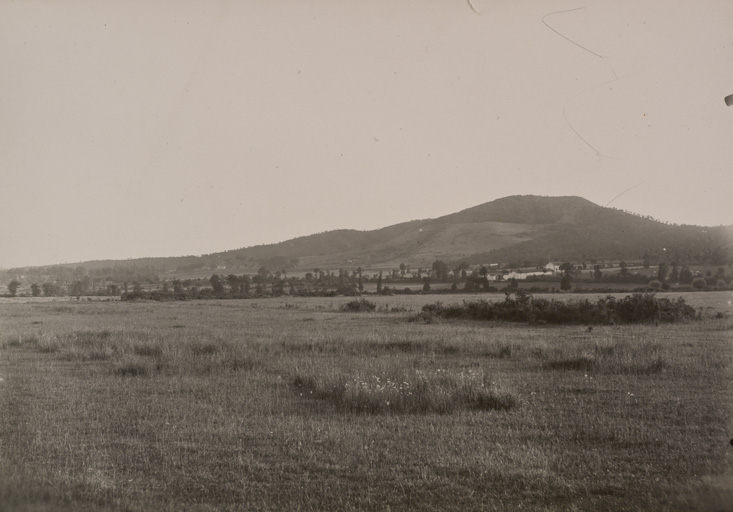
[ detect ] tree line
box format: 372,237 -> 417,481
4,256 -> 731,299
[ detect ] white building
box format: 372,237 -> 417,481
545,262 -> 561,273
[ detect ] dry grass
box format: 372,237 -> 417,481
293,366 -> 518,414
0,297 -> 731,511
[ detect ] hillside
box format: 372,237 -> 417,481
4,196 -> 732,280
216,195 -> 731,269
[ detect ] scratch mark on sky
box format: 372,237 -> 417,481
542,7 -> 605,59
605,182 -> 645,207
543,7 -> 633,161
562,75 -> 631,160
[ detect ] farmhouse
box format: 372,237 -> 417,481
545,262 -> 561,273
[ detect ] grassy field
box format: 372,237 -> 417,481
1,293 -> 732,511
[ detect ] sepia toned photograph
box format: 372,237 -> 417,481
1,1 -> 732,510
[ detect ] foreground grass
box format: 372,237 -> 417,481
0,297 -> 732,511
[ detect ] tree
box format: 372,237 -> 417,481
642,252 -> 650,268
226,274 -> 240,294
593,265 -> 603,282
560,275 -> 572,291
559,262 -> 574,276
42,282 -> 59,297
657,262 -> 668,283
377,272 -> 383,294
69,280 -> 86,298
670,263 -> 679,282
210,274 -> 225,295
692,277 -> 706,289
619,261 -> 628,276
399,263 -> 406,276
30,283 -> 41,297
7,279 -> 20,297
432,260 -> 450,281
241,275 -> 252,295
271,278 -> 285,296
679,266 -> 693,284
422,279 -> 431,293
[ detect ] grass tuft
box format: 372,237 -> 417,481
114,362 -> 148,377
368,339 -> 460,354
6,334 -> 41,348
545,356 -> 597,372
36,341 -> 60,354
191,342 -> 218,356
226,356 -> 257,372
133,344 -> 163,358
293,367 -> 518,414
543,342 -> 670,375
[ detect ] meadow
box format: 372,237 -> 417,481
1,292 -> 732,511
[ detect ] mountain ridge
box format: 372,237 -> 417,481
6,195 -> 732,274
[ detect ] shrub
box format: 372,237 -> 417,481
418,292 -> 696,325
692,277 -> 707,289
340,299 -> 377,313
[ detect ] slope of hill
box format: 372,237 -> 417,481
218,195 -> 731,269
5,196 -> 732,279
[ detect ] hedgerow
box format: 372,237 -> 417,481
417,291 -> 696,325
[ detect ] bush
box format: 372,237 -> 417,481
340,299 -> 377,313
418,292 -> 696,325
692,277 -> 707,289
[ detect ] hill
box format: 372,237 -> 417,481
211,195 -> 731,270
4,196 -> 732,281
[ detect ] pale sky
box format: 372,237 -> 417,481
2,0 -> 732,269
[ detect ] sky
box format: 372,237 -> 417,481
2,0 -> 732,269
